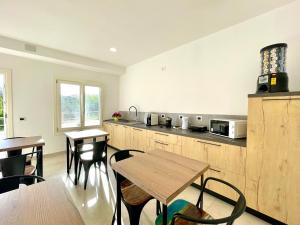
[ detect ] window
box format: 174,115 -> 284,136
56,80 -> 101,131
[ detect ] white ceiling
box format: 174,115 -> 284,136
0,0 -> 295,66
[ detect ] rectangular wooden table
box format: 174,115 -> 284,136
0,178 -> 85,225
111,150 -> 209,225
64,129 -> 109,185
0,136 -> 45,177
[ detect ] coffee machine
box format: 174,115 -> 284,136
256,43 -> 289,93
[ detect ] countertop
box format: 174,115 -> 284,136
248,91 -> 300,98
104,120 -> 247,147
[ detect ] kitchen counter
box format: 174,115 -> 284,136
104,120 -> 247,147
248,91 -> 300,98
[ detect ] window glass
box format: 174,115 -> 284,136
84,86 -> 100,126
60,83 -> 81,128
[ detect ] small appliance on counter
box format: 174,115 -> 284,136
210,119 -> 247,139
189,126 -> 208,133
165,117 -> 172,128
181,116 -> 189,130
256,43 -> 289,93
144,113 -> 159,126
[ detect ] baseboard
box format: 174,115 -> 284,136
191,183 -> 286,225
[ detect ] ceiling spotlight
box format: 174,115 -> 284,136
109,47 -> 117,53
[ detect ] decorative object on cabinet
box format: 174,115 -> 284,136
257,43 -> 289,93
112,112 -> 122,121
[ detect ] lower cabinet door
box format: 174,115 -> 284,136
131,128 -> 148,152
103,123 -> 113,146
124,126 -> 132,149
206,169 -> 245,201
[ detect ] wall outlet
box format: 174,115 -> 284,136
179,115 -> 183,119
196,115 -> 202,121
161,114 -> 166,118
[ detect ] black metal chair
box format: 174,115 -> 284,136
68,140 -> 94,172
0,175 -> 45,194
110,150 -> 161,225
0,154 -> 26,177
155,177 -> 246,225
5,137 -> 34,166
77,140 -> 108,190
0,153 -> 36,176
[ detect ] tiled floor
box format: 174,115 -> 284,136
43,148 -> 270,225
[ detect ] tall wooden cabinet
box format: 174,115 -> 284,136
246,94 -> 300,224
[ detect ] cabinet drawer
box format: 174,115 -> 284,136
149,139 -> 182,155
151,131 -> 180,145
149,139 -> 172,152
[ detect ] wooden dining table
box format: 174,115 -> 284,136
64,129 -> 109,185
0,178 -> 85,225
111,150 -> 209,225
0,136 -> 45,177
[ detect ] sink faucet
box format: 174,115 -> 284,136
129,106 -> 138,121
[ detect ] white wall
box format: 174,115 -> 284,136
0,53 -> 119,154
119,0 -> 300,115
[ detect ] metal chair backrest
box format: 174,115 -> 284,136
92,141 -> 107,161
171,177 -> 246,225
109,150 -> 144,184
0,154 -> 26,177
0,175 -> 45,194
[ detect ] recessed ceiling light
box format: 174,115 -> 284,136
109,47 -> 117,53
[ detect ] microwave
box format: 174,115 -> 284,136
210,119 -> 247,139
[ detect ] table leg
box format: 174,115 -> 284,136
200,175 -> 204,210
104,136 -> 108,170
156,200 -> 161,215
36,145 -> 43,177
66,137 -> 70,174
163,204 -> 167,225
116,173 -> 121,225
93,137 -> 96,142
74,140 -> 83,185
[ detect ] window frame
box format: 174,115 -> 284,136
56,79 -> 102,132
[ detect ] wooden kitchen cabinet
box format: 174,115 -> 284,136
204,141 -> 225,170
181,137 -> 207,162
102,122 -> 113,145
224,145 -> 246,176
148,131 -> 182,154
286,96 -> 300,225
131,127 -> 149,152
112,124 -> 125,149
123,125 -> 132,149
246,95 -> 300,224
103,122 -> 132,150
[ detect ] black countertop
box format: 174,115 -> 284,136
104,120 -> 247,147
248,91 -> 300,98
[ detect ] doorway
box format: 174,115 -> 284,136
0,69 -> 13,139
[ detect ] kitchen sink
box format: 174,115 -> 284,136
117,119 -> 141,125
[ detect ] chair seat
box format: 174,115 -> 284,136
71,144 -> 94,153
80,152 -> 94,161
25,165 -> 35,175
155,199 -> 216,225
120,179 -> 153,206
80,151 -> 106,161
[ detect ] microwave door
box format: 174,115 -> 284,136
220,124 -> 229,136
